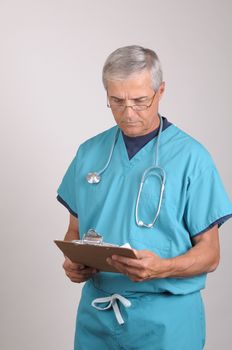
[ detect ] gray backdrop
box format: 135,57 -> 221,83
0,1 -> 231,349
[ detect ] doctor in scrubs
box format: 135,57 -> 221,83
57,45 -> 232,350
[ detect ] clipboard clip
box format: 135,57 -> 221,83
72,229 -> 118,247
82,229 -> 103,245
72,229 -> 104,245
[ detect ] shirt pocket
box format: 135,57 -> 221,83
129,229 -> 172,259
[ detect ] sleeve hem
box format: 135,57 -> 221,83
56,195 -> 78,218
191,213 -> 232,237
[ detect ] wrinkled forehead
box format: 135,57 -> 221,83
106,70 -> 154,97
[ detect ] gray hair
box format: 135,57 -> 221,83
102,45 -> 163,91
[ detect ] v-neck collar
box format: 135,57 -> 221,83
122,117 -> 172,160
117,123 -> 176,168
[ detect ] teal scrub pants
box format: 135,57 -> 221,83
74,282 -> 206,350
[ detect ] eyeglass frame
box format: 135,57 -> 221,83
107,91 -> 157,111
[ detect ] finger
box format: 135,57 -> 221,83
79,267 -> 98,275
65,268 -> 97,281
65,271 -> 89,280
63,259 -> 85,271
110,255 -> 144,269
108,259 -> 150,281
65,265 -> 86,273
67,267 -> 97,277
107,259 -> 138,277
67,275 -> 89,283
134,250 -> 157,259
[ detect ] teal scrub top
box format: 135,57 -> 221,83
57,123 -> 232,296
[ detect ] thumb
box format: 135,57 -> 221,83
134,250 -> 155,259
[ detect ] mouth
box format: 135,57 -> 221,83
122,121 -> 140,126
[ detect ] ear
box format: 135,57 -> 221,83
158,82 -> 165,100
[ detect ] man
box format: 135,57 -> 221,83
57,45 -> 232,349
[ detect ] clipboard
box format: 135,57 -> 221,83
54,240 -> 137,273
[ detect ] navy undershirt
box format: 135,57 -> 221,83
122,116 -> 172,160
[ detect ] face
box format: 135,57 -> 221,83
107,70 -> 165,137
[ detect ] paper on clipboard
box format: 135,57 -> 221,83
54,240 -> 137,273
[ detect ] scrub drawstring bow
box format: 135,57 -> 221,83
91,294 -> 131,325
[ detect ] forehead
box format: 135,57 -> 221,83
107,70 -> 153,97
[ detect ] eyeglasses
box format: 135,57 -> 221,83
107,92 -> 156,111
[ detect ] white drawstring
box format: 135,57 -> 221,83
91,294 -> 131,325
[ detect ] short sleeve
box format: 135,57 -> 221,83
184,165 -> 232,237
57,154 -> 78,217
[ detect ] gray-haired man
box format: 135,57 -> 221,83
57,45 -> 232,349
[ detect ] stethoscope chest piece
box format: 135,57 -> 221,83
86,172 -> 101,184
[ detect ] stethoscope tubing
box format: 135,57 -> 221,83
86,114 -> 166,228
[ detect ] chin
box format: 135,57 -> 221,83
123,128 -> 143,137
119,123 -> 142,136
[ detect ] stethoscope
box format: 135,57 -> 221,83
86,114 -> 166,228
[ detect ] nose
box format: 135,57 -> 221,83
123,104 -> 135,120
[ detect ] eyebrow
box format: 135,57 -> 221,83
110,95 -> 148,100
